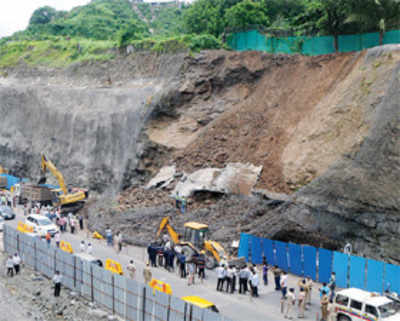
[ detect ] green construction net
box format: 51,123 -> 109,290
227,29 -> 397,55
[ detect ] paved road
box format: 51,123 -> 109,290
7,208 -> 324,321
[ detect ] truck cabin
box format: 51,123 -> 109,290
183,222 -> 209,248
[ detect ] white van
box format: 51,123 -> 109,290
25,214 -> 58,237
334,288 -> 400,321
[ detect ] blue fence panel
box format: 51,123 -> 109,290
238,233 -> 250,261
333,251 -> 349,289
367,259 -> 384,293
288,243 -> 303,276
384,264 -> 400,294
303,245 -> 317,280
263,239 -> 275,265
251,236 -> 263,264
275,241 -> 288,272
318,248 -> 333,283
349,255 -> 366,289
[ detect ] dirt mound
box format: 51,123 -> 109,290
148,51 -> 362,193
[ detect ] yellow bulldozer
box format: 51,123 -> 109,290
39,154 -> 88,212
157,216 -> 241,269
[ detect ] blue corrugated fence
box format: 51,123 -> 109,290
239,233 -> 400,293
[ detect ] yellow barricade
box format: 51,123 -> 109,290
17,221 -> 25,233
17,222 -> 34,234
105,258 -> 123,275
60,240 -> 74,254
149,278 -> 172,295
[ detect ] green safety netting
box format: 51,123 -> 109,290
383,30 -> 400,44
228,29 -> 398,55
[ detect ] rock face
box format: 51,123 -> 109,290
2,46 -> 400,262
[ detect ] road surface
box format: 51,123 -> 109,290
7,207 -> 325,321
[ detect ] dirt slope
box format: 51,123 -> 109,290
148,51 -> 362,193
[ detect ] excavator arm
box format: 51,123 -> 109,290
41,154 -> 68,195
157,216 -> 179,244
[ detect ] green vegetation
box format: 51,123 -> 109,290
1,0 -> 400,67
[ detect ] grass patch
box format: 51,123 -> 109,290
0,38 -> 116,67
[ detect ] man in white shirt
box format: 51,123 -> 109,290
6,256 -> 14,277
52,271 -> 62,297
250,268 -> 259,297
280,271 -> 288,298
12,253 -> 22,275
127,260 -> 136,279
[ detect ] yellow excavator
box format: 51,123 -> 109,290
39,154 -> 88,212
157,216 -> 230,269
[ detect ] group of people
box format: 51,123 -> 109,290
104,227 -> 123,253
0,192 -> 14,207
5,253 -> 22,277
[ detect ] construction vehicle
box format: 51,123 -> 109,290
0,165 -> 6,174
39,154 -> 88,213
156,217 -> 243,269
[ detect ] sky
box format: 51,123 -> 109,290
0,0 -> 91,38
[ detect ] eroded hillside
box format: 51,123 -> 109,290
1,46 -> 400,261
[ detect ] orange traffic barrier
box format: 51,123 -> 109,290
105,258 -> 123,275
60,240 -> 74,254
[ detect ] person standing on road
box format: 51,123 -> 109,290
239,266 -> 249,294
115,231 -> 123,253
70,217 -> 76,234
305,276 -> 313,308
319,283 -> 330,299
250,268 -> 259,297
143,263 -> 152,284
105,227 -> 113,247
187,262 -> 195,286
284,288 -> 296,320
53,271 -> 62,297
298,287 -> 306,318
80,240 -> 86,253
273,265 -> 282,291
45,231 -> 51,248
127,260 -> 136,279
226,266 -> 234,293
216,264 -> 225,292
179,254 -> 186,278
87,242 -> 93,255
320,291 -> 330,321
231,266 -> 237,293
280,271 -> 288,298
6,256 -> 14,277
328,272 -> 336,302
197,253 -> 206,283
13,253 -> 22,275
78,214 -> 84,230
262,259 -> 269,286
54,231 -> 60,248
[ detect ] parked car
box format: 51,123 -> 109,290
0,206 -> 16,220
334,288 -> 400,321
25,214 -> 58,237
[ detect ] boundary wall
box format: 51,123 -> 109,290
239,233 -> 398,293
3,225 -> 235,321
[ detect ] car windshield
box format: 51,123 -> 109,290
37,218 -> 52,226
379,301 -> 400,318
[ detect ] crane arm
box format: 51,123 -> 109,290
41,154 -> 68,195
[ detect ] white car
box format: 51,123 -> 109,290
334,288 -> 400,321
25,214 -> 58,237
